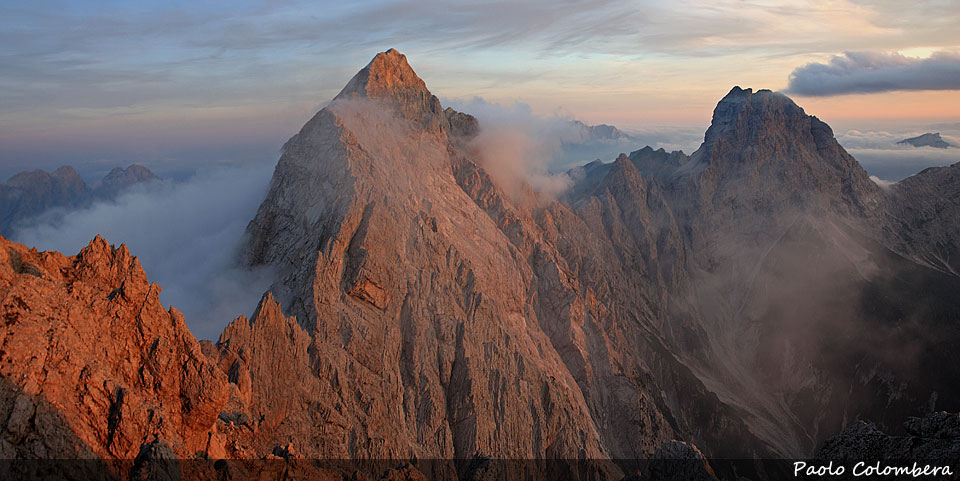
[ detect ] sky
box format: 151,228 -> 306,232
2,0 -> 960,181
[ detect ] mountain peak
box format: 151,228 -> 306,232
52,165 -> 82,181
333,48 -> 445,129
898,132 -> 952,149
101,163 -> 159,185
694,86 -> 815,159
335,48 -> 427,101
678,86 -> 877,214
711,87 -> 798,128
724,85 -> 752,98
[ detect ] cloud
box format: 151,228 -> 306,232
836,127 -> 960,181
444,98 -> 579,201
443,97 -> 705,200
449,97 -> 678,199
469,123 -> 573,201
12,162 -> 275,340
786,50 -> 960,96
869,175 -> 895,189
848,147 -> 959,181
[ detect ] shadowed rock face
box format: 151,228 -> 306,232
605,88 -> 960,456
878,161 -> 960,276
818,411 -> 960,463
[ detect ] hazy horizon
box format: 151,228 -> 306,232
2,1 -> 960,182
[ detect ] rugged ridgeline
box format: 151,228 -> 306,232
240,49 -> 781,467
0,164 -> 158,237
0,235 -> 227,459
879,162 -> 960,275
566,88 -> 960,456
2,49 -> 960,480
241,51 -> 960,463
0,235 -> 450,480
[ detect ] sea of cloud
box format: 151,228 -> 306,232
835,125 -> 960,182
13,161 -> 276,340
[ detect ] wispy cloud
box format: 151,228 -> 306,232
786,51 -> 960,96
869,175 -> 895,189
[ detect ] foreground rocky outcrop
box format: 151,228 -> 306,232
0,234 -> 227,459
819,411 -> 960,461
0,234 -> 454,480
811,412 -> 960,481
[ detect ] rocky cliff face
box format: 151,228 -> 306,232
0,234 -> 227,459
242,48 -> 621,464
240,50 -> 785,464
210,292 -> 319,457
878,162 -> 960,276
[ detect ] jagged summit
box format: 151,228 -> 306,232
700,86 -> 808,148
101,164 -> 157,183
335,48 -> 425,99
677,85 -> 877,214
96,163 -> 160,198
8,165 -> 84,188
333,48 -> 446,129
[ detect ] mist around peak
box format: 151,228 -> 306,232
445,97 -> 653,203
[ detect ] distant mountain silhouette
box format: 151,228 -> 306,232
0,163 -> 158,236
898,132 -> 953,148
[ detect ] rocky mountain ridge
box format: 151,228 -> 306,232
0,234 -> 227,460
1,49 -> 959,480
0,164 -> 159,236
